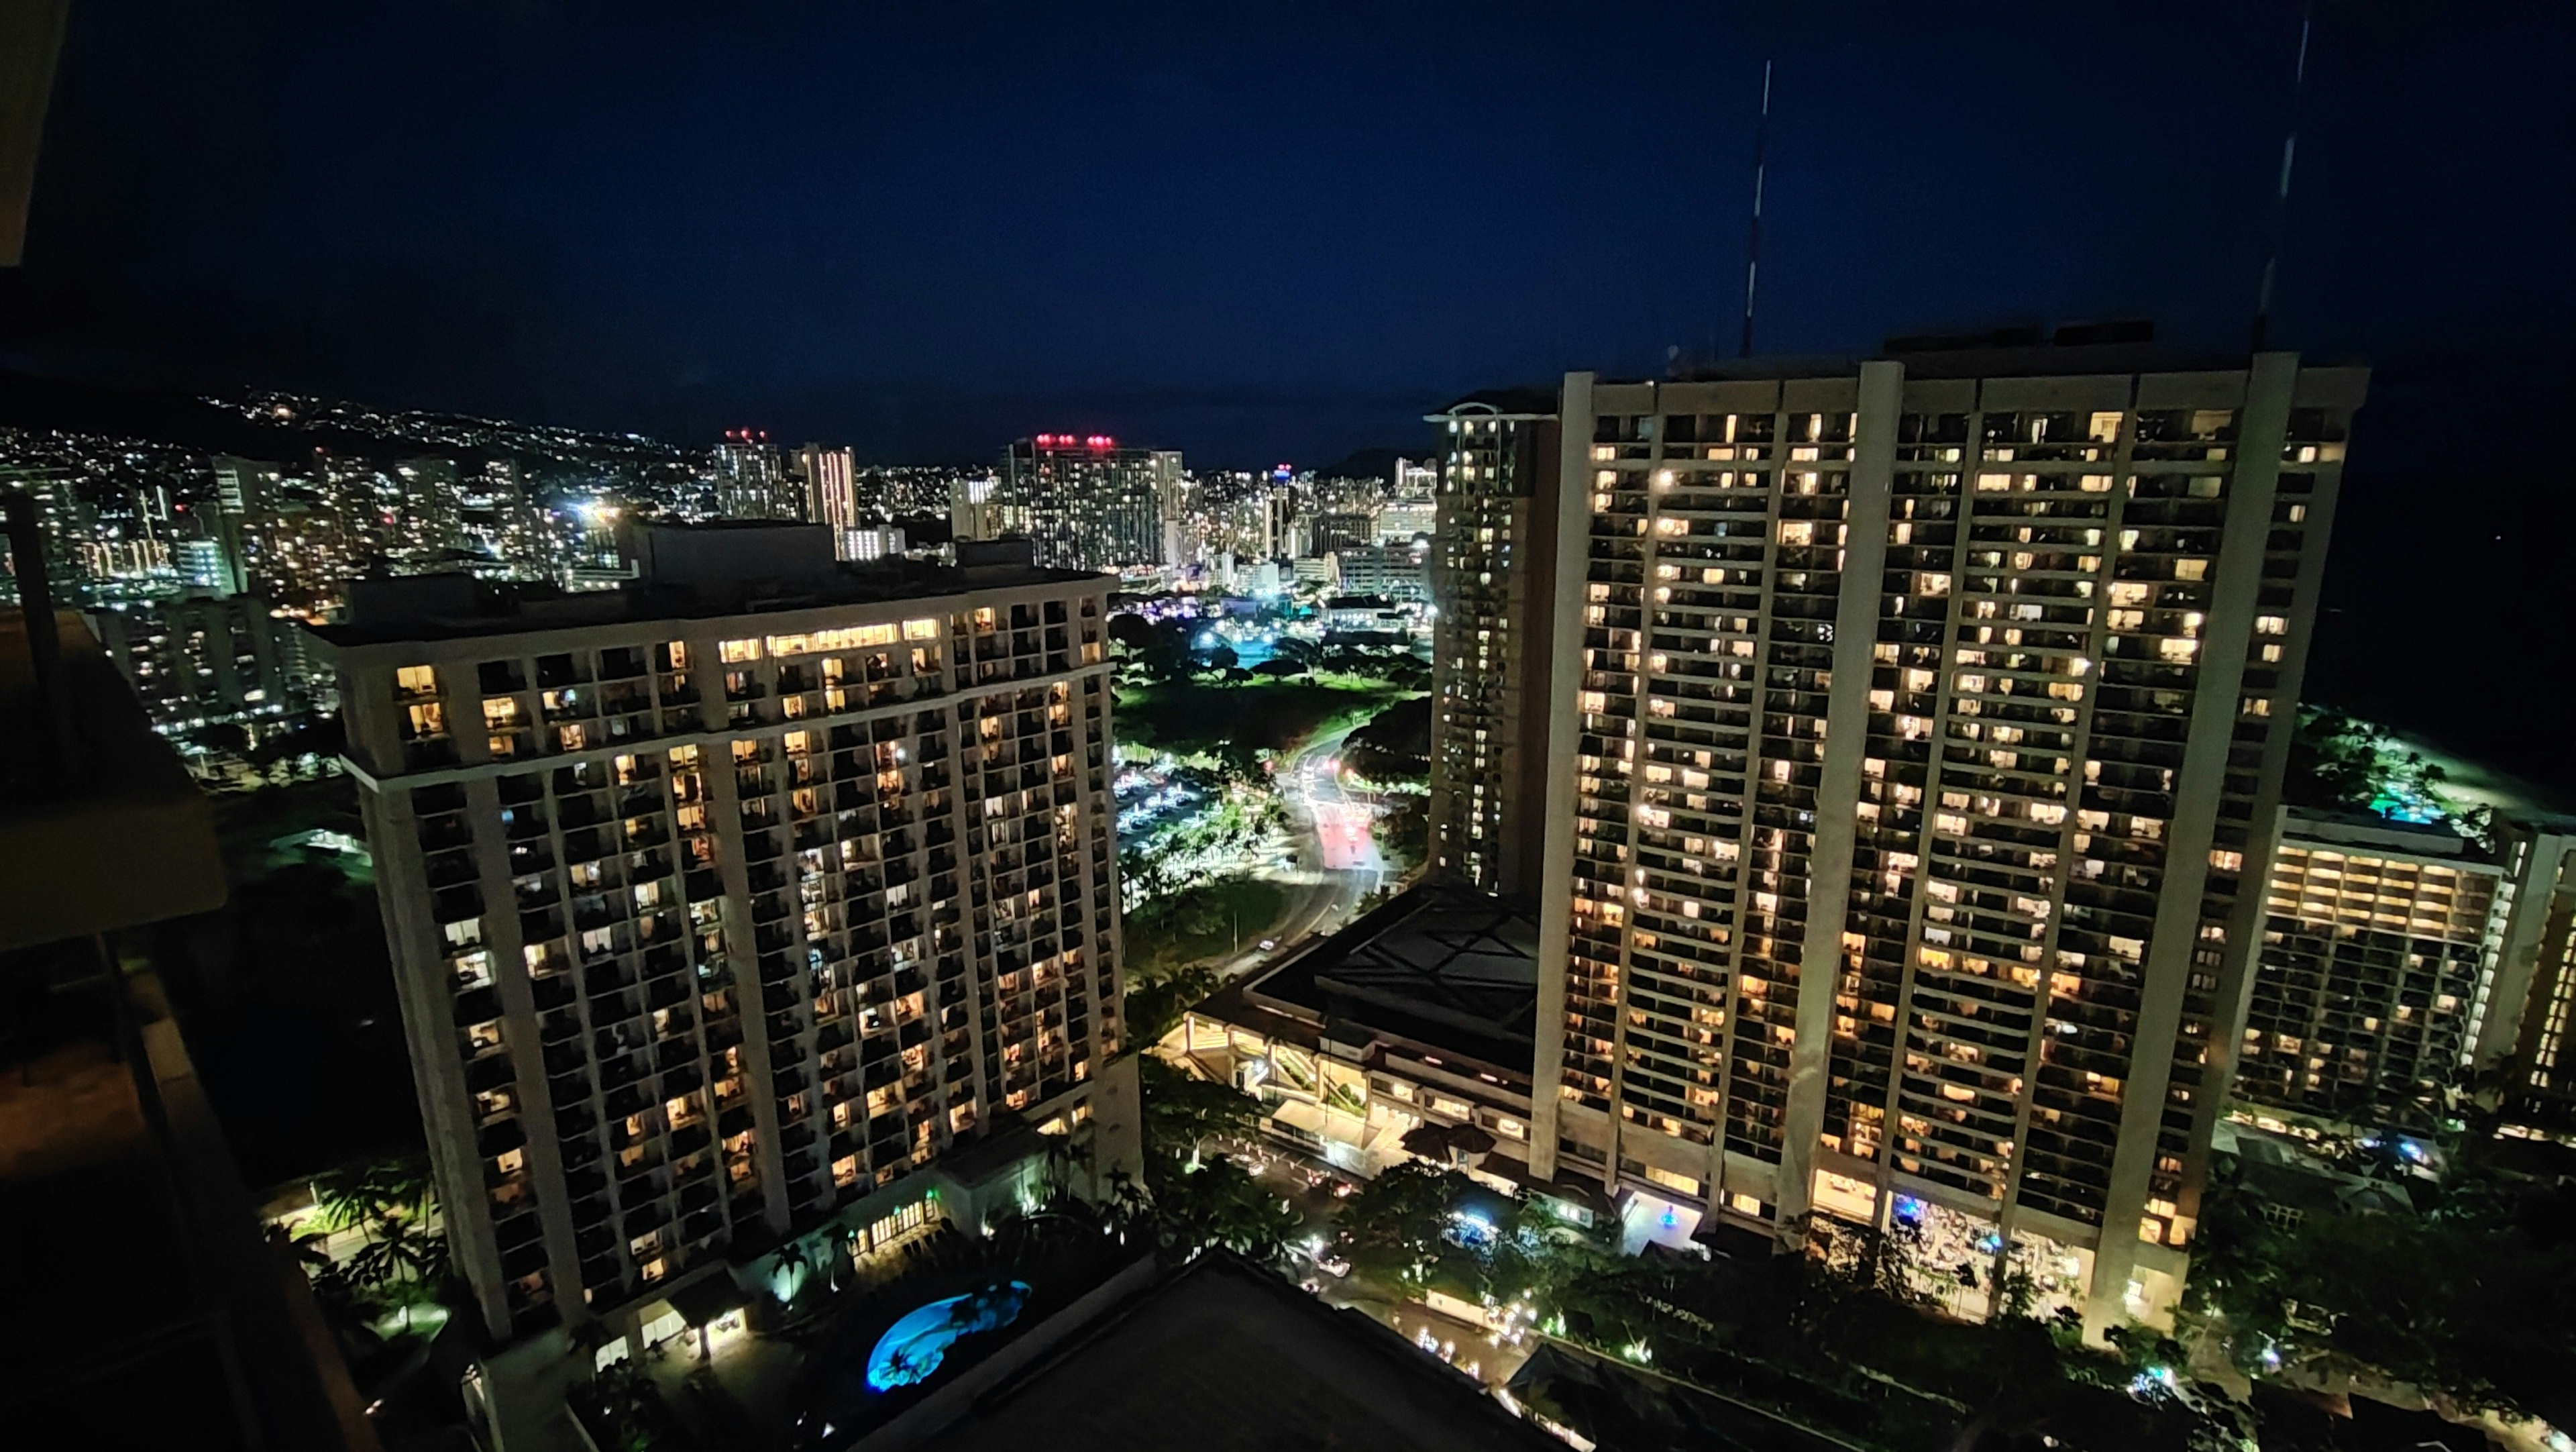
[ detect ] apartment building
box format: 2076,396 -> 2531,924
1424,391 -> 1578,896
85,592 -> 307,739
311,525 -> 1131,1341
1462,351 -> 2363,1333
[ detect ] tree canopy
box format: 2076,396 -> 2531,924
2186,1145 -> 2576,1416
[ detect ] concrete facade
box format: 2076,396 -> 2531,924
1464,354 -> 2365,1335
312,537 -> 1133,1341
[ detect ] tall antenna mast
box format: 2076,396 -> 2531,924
2250,3 -> 2314,353
1738,59 -> 1773,358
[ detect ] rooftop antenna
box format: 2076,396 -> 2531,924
2249,2 -> 2314,354
1738,59 -> 1774,358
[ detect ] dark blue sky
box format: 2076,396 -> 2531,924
5,1 -> 2574,783
10,2 -> 2571,470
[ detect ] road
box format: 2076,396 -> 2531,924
1205,718 -> 1389,981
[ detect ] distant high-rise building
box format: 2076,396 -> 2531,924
208,455 -> 270,597
713,430 -> 795,519
391,457 -> 468,566
458,458 -> 547,578
0,464 -> 101,605
950,475 -> 1005,546
1330,542 -> 1430,603
1303,510 -> 1378,558
172,535 -> 229,593
996,435 -> 1172,570
1377,499 -> 1439,543
85,594 -> 306,739
1154,456 -> 1194,566
1208,480 -> 1300,564
796,444 -> 861,541
1446,352 -> 2367,1335
308,525 -> 1137,1344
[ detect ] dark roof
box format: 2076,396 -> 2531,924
926,1251 -> 1562,1451
1250,880 -> 1540,1074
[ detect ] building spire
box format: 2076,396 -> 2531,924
1738,59 -> 1774,359
2250,2 -> 2314,353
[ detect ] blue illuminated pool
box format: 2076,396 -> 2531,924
864,1281 -> 1033,1392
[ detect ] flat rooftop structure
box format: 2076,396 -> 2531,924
0,609 -> 225,949
1444,338 -> 2372,403
1247,880 -> 1541,1073
311,523 -> 1099,648
916,1251 -> 1561,1451
2279,805 -> 2485,858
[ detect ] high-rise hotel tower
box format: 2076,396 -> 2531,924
1434,349 -> 2366,1332
312,525 -> 1133,1341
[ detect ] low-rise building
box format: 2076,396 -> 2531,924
1168,883 -> 1615,1241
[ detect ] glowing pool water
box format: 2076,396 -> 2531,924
863,1281 -> 1033,1392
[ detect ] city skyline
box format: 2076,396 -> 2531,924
6,8 -> 2576,1449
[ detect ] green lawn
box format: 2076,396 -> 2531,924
1123,876 -> 1291,981
1114,678 -> 1418,758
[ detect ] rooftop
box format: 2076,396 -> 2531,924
1440,333 -> 2369,414
309,523 -> 1104,649
2279,805 -> 2483,859
1245,880 -> 1540,1075
916,1251 -> 1560,1451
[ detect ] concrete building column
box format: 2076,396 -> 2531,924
1527,371 -> 1597,1186
1773,360 -> 1903,1239
2084,351 -> 2300,1336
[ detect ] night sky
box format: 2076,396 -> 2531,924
4,2 -> 2572,787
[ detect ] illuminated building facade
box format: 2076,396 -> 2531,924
996,435 -> 1174,570
796,444 -> 861,546
1483,353 -> 2365,1333
458,458 -> 550,578
713,429 -> 796,519
1423,391 -> 1576,896
85,594 -> 307,738
2233,811 -> 2507,1136
1331,541 -> 1430,603
313,526 -> 1131,1339
2235,808 -> 2576,1144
